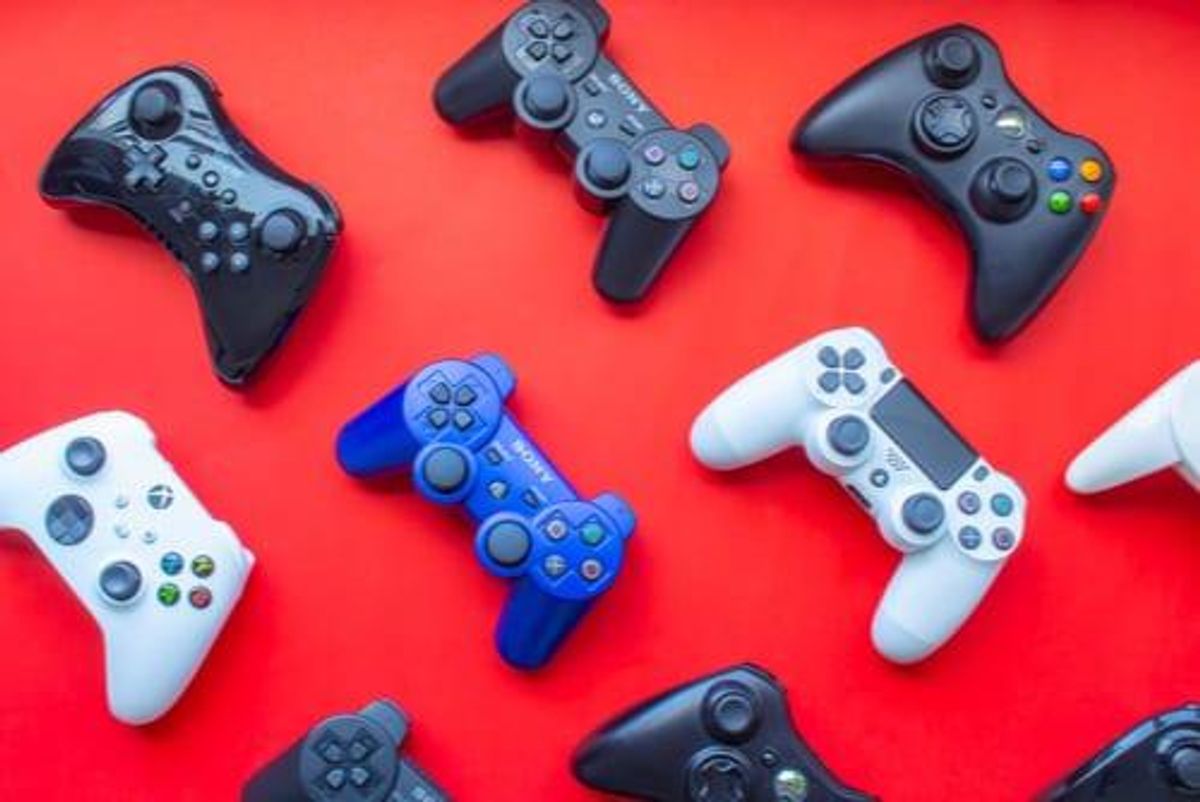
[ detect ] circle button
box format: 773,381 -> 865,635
65,437 -> 106,477
99,561 -> 142,604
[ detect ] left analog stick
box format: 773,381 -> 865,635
421,448 -> 469,495
129,82 -> 182,139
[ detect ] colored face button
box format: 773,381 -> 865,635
990,494 -> 1014,517
1046,157 -> 1072,182
677,147 -> 702,170
543,555 -> 568,578
1080,193 -> 1103,215
157,583 -> 181,606
957,491 -> 981,515
641,178 -> 666,199
580,521 -> 606,546
189,586 -> 213,609
958,526 -> 982,550
992,527 -> 1016,551
643,144 -> 666,166
192,555 -> 215,578
678,181 -> 702,204
581,558 -> 604,581
1048,191 -> 1073,214
161,552 -> 184,575
1079,159 -> 1104,183
546,519 -> 569,541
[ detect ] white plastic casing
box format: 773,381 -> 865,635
1067,361 -> 1200,494
0,411 -> 254,724
691,327 -> 1026,664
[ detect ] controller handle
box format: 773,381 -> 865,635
690,344 -> 812,470
594,203 -> 699,303
336,382 -> 422,478
873,535 -> 1000,664
1067,362 -> 1200,493
433,25 -> 521,125
495,576 -> 593,670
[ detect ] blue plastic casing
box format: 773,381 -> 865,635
336,354 -> 636,669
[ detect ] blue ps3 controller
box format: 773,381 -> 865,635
336,354 -> 635,669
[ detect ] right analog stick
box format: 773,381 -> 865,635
925,35 -> 981,88
971,158 -> 1037,223
583,142 -> 631,191
260,210 -> 305,254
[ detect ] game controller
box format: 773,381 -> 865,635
792,25 -> 1116,342
573,664 -> 876,802
0,411 -> 254,724
243,699 -> 449,802
433,0 -> 729,303
1067,361 -> 1200,495
1040,704 -> 1200,801
336,354 -> 635,669
690,327 -> 1026,663
40,64 -> 342,385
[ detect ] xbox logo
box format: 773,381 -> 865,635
147,484 -> 175,510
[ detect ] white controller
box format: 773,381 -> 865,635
690,327 -> 1026,664
0,411 -> 254,724
1067,361 -> 1200,494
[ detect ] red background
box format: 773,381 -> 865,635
1,1 -> 1199,799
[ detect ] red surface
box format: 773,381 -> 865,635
1,1 -> 1199,799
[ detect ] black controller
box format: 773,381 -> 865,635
243,700 -> 449,802
40,65 -> 341,385
792,25 -> 1116,342
433,0 -> 729,303
1041,705 -> 1200,801
573,664 -> 876,802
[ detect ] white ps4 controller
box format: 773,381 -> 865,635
690,327 -> 1026,664
0,411 -> 254,724
1068,361 -> 1200,494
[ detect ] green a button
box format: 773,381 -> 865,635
1048,191 -> 1073,214
158,583 -> 181,607
580,521 -> 606,546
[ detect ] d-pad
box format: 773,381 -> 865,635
309,725 -> 386,798
123,144 -> 167,192
816,345 -> 867,395
422,374 -> 480,433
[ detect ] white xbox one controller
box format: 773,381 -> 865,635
1067,361 -> 1200,494
690,327 -> 1026,664
0,411 -> 254,724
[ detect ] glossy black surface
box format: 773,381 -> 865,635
573,664 -> 876,801
40,64 -> 341,385
1042,705 -> 1200,801
433,0 -> 728,303
793,25 -> 1116,342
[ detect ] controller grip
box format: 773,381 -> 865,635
495,576 -> 592,669
433,25 -> 521,125
1067,363 -> 1200,493
594,201 -> 698,302
872,537 -> 1000,664
104,616 -> 216,725
691,346 -> 810,470
242,736 -> 306,802
336,383 -> 422,477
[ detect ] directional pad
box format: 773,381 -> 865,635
814,346 -> 869,396
305,720 -> 395,801
419,372 -> 484,436
123,145 -> 167,192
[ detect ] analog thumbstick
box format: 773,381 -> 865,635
129,82 -> 182,139
522,75 -> 571,123
925,35 -> 981,88
970,158 -> 1037,222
